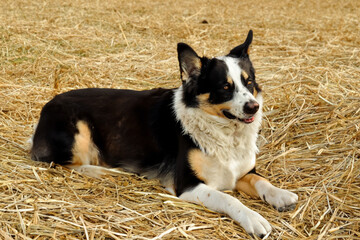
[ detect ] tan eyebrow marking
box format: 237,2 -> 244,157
241,71 -> 249,80
227,76 -> 234,85
253,87 -> 258,97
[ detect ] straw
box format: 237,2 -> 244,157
1,0 -> 359,239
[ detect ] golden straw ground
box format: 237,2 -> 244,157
0,0 -> 359,239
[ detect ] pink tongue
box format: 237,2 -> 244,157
244,116 -> 255,123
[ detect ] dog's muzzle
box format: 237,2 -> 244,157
243,100 -> 259,115
222,100 -> 259,124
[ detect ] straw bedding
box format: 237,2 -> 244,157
0,0 -> 359,239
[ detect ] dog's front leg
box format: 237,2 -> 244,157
236,173 -> 298,212
179,183 -> 272,238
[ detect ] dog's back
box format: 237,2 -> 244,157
31,88 -> 181,179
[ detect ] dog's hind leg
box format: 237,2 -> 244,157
236,173 -> 298,212
65,121 -> 123,178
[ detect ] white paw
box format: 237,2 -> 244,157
236,208 -> 272,238
262,185 -> 298,212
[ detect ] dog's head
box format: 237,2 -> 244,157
177,30 -> 261,124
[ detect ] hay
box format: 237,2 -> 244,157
0,0 -> 359,239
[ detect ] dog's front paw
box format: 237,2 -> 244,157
262,186 -> 298,212
236,208 -> 272,238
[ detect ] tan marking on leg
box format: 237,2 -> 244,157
68,121 -> 99,168
236,173 -> 269,198
197,94 -> 231,118
188,149 -> 206,182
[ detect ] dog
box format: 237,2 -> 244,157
30,30 -> 298,238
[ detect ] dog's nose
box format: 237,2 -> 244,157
243,101 -> 259,115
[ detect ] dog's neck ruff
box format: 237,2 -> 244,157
173,87 -> 263,163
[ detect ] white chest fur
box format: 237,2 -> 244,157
173,87 -> 263,190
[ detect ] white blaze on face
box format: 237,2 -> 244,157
216,56 -> 257,119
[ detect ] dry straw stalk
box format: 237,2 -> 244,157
0,0 -> 359,239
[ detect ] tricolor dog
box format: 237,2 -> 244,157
31,30 -> 298,238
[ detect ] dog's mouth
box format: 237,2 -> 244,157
222,110 -> 255,124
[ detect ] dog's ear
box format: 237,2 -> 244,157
228,30 -> 253,58
177,43 -> 202,83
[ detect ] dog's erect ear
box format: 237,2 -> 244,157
228,30 -> 253,58
177,43 -> 202,82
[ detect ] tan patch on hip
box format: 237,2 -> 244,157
69,121 -> 99,167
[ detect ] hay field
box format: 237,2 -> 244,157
1,0 -> 359,239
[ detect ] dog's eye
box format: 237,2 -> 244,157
247,80 -> 252,85
223,83 -> 230,90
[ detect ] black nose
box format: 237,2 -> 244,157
243,101 -> 259,115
